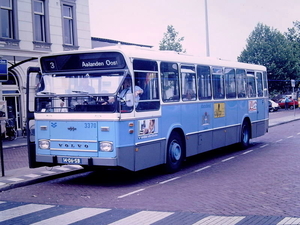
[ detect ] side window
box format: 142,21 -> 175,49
236,69 -> 246,98
161,62 -> 179,102
212,67 -> 224,99
256,72 -> 263,97
197,65 -> 211,100
181,65 -> 196,101
247,71 -> 256,97
225,68 -> 236,99
133,59 -> 160,111
263,71 -> 268,97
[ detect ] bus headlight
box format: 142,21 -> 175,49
39,140 -> 50,149
100,141 -> 113,152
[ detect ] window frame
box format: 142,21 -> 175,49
61,0 -> 78,50
0,0 -> 19,48
32,0 -> 51,51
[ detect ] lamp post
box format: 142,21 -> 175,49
204,0 -> 210,57
291,79 -> 295,116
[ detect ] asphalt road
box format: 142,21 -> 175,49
0,117 -> 300,224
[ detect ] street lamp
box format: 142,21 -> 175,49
204,0 -> 210,57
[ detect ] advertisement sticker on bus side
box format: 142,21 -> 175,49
138,118 -> 158,139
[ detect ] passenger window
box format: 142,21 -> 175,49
197,65 -> 212,100
225,68 -> 236,99
212,67 -> 224,99
247,71 -> 256,97
160,62 -> 180,102
181,65 -> 196,101
256,72 -> 263,97
236,69 -> 246,98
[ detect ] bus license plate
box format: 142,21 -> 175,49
62,157 -> 81,164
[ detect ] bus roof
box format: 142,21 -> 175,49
41,45 -> 266,71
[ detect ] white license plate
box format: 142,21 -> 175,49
62,157 -> 82,164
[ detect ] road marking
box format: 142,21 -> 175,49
194,165 -> 211,173
259,144 -> 269,148
287,136 -> 293,139
277,217 -> 300,224
41,171 -> 56,174
108,211 -> 173,225
31,208 -> 110,225
192,215 -> 245,225
24,174 -> 40,178
0,204 -> 54,222
276,139 -> 283,142
118,188 -> 145,199
159,176 -> 180,184
7,178 -> 24,182
222,157 -> 235,162
242,150 -> 253,154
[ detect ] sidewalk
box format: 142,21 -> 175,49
0,109 -> 300,191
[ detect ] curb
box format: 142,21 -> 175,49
0,166 -> 84,192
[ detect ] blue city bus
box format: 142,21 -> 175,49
26,46 -> 268,172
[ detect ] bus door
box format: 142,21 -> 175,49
255,71 -> 267,136
212,67 -> 226,149
26,67 -> 40,168
132,59 -> 162,171
246,71 -> 258,122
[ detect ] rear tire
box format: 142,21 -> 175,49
240,121 -> 250,149
165,132 -> 184,173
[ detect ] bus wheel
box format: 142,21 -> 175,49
240,121 -> 250,149
165,132 -> 184,173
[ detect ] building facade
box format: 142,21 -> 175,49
0,0 -> 91,134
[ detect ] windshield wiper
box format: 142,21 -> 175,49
40,91 -> 56,95
72,90 -> 89,94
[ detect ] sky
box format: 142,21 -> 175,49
88,0 -> 300,61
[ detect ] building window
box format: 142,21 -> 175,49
32,0 -> 51,51
61,0 -> 78,50
1,0 -> 13,38
33,0 -> 45,42
63,4 -> 74,45
0,0 -> 19,49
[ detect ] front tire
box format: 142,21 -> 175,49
165,132 -> 184,173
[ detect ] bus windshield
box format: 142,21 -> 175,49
36,71 -> 125,95
35,71 -> 129,113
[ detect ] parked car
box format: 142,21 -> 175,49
269,100 -> 279,112
278,97 -> 298,110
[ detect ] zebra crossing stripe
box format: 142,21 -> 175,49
31,208 -> 110,225
192,216 -> 245,225
0,204 -> 54,222
108,211 -> 174,225
277,217 -> 300,224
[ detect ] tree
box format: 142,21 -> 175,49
159,25 -> 186,53
238,23 -> 299,95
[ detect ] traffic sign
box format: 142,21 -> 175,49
0,60 -> 8,82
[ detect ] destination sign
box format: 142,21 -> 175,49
40,52 -> 126,73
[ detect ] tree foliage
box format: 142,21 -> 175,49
238,23 -> 300,95
159,25 -> 186,53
